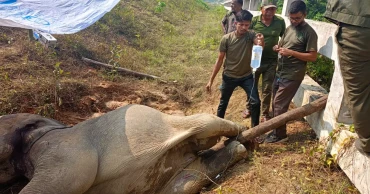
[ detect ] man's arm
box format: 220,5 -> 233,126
277,49 -> 317,62
206,52 -> 226,93
277,29 -> 318,62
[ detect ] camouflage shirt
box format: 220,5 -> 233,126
221,11 -> 237,34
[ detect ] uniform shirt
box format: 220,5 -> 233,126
325,0 -> 370,28
250,15 -> 286,63
221,11 -> 237,34
219,31 -> 256,78
276,23 -> 318,81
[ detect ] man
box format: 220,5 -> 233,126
324,0 -> 370,154
206,10 -> 264,127
249,0 -> 286,122
221,0 -> 251,119
265,1 -> 318,143
221,0 -> 243,34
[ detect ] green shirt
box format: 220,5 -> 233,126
219,31 -> 256,78
276,23 -> 318,81
325,0 -> 370,28
250,15 -> 286,63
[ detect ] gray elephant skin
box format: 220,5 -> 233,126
0,104 -> 248,194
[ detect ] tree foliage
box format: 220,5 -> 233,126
276,0 -> 327,21
305,0 -> 327,21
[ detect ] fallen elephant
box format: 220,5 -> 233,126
0,104 -> 249,194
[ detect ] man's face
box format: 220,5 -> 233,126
235,20 -> 251,35
289,12 -> 306,27
261,7 -> 277,20
231,0 -> 242,12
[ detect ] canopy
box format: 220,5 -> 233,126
0,0 -> 120,34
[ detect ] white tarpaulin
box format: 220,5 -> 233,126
0,0 -> 120,34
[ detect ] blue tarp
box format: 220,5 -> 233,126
0,0 -> 120,34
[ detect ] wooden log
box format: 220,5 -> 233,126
82,57 -> 163,81
237,95 -> 328,144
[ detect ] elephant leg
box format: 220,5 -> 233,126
20,150 -> 98,194
161,141 -> 247,194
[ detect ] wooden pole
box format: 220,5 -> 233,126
237,95 -> 328,143
82,57 -> 163,81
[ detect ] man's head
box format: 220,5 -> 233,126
260,0 -> 277,20
231,0 -> 243,13
288,0 -> 306,27
234,10 -> 253,35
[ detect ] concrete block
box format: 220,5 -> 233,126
330,130 -> 370,194
292,75 -> 328,136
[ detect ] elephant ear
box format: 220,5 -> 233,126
0,114 -> 68,161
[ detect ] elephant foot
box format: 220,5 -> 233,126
161,141 -> 247,194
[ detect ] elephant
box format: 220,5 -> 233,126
0,104 -> 249,194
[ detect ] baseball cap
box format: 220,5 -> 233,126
261,0 -> 277,9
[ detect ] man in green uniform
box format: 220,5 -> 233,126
221,0 -> 243,34
265,1 -> 318,143
207,10 -> 264,127
249,0 -> 286,122
325,0 -> 370,154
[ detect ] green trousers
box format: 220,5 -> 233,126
254,60 -> 277,117
337,24 -> 370,152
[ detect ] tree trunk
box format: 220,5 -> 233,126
237,95 -> 328,144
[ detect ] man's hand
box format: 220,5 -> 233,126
273,45 -> 280,52
254,33 -> 264,47
277,47 -> 294,57
206,81 -> 213,93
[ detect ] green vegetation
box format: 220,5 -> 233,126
307,54 -> 334,90
276,0 -> 327,21
305,0 -> 327,21
89,0 -> 224,82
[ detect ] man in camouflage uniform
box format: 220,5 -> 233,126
221,0 -> 243,34
325,0 -> 370,154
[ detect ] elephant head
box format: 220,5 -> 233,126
0,114 -> 67,185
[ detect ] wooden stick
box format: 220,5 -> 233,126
82,57 -> 162,80
237,95 -> 328,143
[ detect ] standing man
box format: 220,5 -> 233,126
221,0 -> 244,34
265,1 -> 318,143
249,0 -> 286,122
206,10 -> 264,127
324,1 -> 370,154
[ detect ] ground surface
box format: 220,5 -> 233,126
196,86 -> 358,194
